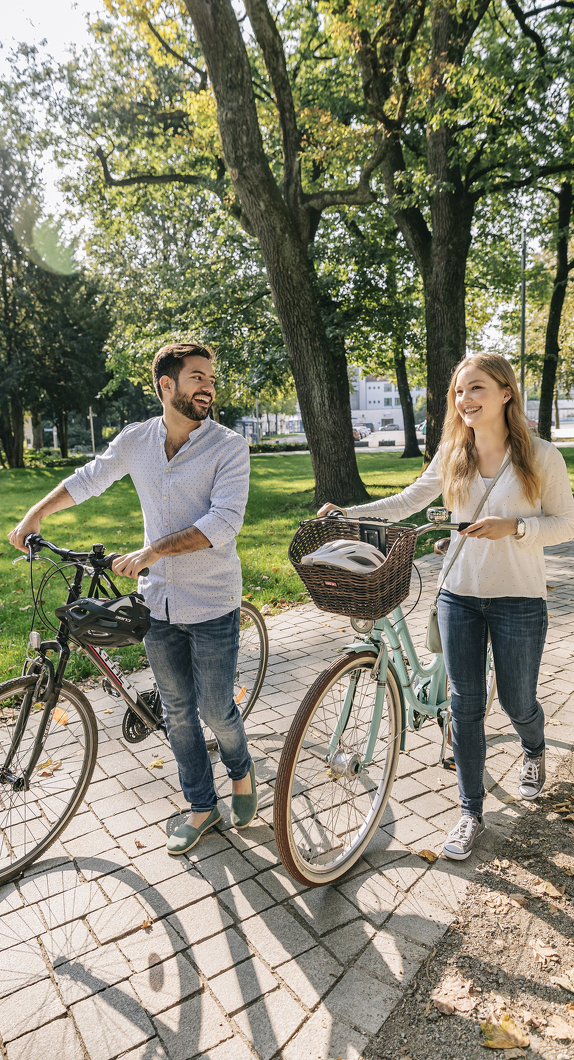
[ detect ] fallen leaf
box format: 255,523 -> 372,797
567,1002 -> 574,1015
492,858 -> 512,870
104,708 -> 114,714
548,901 -> 560,914
430,974 -> 477,1014
148,759 -> 164,769
141,918 -> 152,930
530,938 -> 560,967
550,968 -> 574,993
534,879 -> 566,897
502,1050 -> 525,1059
545,1014 -> 574,1040
134,840 -> 145,849
36,759 -> 52,771
52,707 -> 68,725
481,1014 -> 529,1049
235,685 -> 247,705
509,894 -> 529,908
483,891 -> 510,913
500,795 -> 519,804
522,1011 -> 547,1028
418,849 -> 439,863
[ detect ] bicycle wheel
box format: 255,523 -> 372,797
204,600 -> 269,752
235,600 -> 269,722
274,650 -> 402,886
0,676 -> 98,885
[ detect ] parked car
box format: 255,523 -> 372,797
416,420 -> 426,436
382,423 -> 401,431
352,423 -> 370,439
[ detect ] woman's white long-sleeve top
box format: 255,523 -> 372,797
345,437 -> 574,599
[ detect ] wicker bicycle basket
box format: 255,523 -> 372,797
288,518 -> 418,620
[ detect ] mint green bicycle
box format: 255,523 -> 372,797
273,510 -> 496,886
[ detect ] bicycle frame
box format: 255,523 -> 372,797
338,603 -> 451,766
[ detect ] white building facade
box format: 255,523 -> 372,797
350,370 -> 426,430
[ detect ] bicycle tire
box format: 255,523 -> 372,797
204,600 -> 269,752
0,676 -> 98,885
274,650 -> 402,886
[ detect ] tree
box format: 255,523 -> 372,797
335,0 -> 574,457
538,182 -> 574,440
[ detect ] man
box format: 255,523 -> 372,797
8,342 -> 257,854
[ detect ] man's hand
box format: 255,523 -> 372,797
8,514 -> 41,553
112,546 -> 160,579
317,503 -> 348,518
460,516 -> 518,540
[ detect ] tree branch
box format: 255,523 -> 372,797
304,134 -> 384,212
483,160 -> 574,194
146,20 -> 208,89
503,0 -> 546,55
242,0 -> 301,217
95,146 -> 255,235
523,1 -> 574,14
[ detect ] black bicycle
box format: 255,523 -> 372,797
0,534 -> 268,885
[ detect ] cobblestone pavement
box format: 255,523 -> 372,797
2,542 -> 574,1060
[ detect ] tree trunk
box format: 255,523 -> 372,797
555,391 -> 560,431
8,396 -> 24,468
31,408 -> 43,449
55,411 -> 69,458
394,345 -> 422,458
184,0 -> 369,506
538,182 -> 572,442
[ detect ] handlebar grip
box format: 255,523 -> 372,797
138,567 -> 150,576
458,522 -> 472,531
104,552 -> 149,577
326,509 -> 346,519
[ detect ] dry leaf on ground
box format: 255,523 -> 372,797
534,879 -> 566,897
52,707 -> 68,725
550,968 -> 574,993
500,795 -> 519,804
148,759 -> 164,769
483,892 -> 510,913
141,918 -> 152,930
492,858 -> 512,870
502,1050 -> 526,1059
134,840 -> 145,849
417,849 -> 439,863
481,1014 -> 529,1049
509,894 -> 529,907
522,1011 -> 547,1028
430,975 -> 476,1015
530,938 -> 560,966
545,1014 -> 574,1040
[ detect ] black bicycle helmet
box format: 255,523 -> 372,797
55,594 -> 151,647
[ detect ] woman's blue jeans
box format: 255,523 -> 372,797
437,590 -> 547,819
144,608 -> 252,813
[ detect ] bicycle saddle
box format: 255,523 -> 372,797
300,539 -> 385,573
55,594 -> 151,647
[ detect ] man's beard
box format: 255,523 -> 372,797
171,389 -> 211,421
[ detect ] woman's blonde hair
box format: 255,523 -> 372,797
440,353 -> 540,508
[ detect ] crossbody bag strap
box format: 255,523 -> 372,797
434,455 -> 511,598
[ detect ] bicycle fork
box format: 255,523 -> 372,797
326,643 -> 390,775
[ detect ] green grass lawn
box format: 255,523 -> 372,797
2,447 -> 573,681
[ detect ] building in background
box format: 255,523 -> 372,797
349,370 -> 426,430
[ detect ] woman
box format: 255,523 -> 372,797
319,354 -> 574,860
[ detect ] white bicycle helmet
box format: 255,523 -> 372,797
300,538 -> 385,573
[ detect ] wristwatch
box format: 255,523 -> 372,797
514,518 -> 526,539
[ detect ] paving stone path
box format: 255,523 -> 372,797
1,542 -> 574,1060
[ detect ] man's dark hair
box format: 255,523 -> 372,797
152,342 -> 215,401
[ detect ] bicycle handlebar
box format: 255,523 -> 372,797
23,534 -> 150,577
325,510 -> 472,536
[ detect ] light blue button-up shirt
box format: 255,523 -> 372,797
63,416 -> 250,624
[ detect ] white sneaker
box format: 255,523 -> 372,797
443,815 -> 485,860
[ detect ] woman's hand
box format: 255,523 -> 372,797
112,546 -> 160,578
460,516 -> 519,540
317,502 -> 348,517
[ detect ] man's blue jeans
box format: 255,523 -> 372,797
437,590 -> 547,819
144,608 -> 252,813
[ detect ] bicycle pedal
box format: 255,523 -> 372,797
441,755 -> 457,772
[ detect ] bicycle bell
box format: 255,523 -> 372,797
427,507 -> 452,524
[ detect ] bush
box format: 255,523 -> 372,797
249,442 -> 309,453
22,448 -> 91,469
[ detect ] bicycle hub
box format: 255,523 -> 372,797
328,750 -> 362,779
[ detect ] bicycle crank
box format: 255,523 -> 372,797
122,709 -> 153,744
